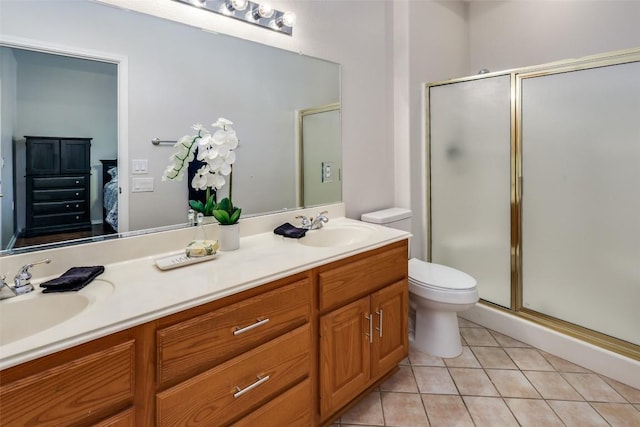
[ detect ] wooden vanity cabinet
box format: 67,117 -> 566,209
317,240 -> 409,420
155,272 -> 313,426
0,240 -> 409,426
0,327 -> 146,427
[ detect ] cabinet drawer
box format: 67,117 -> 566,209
231,378 -> 312,427
156,325 -> 310,427
319,243 -> 408,311
33,188 -> 86,202
32,200 -> 86,215
0,340 -> 135,427
32,175 -> 87,189
157,278 -> 310,386
32,212 -> 89,227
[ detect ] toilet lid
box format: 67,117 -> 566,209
408,258 -> 476,290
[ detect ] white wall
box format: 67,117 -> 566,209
468,1 -> 640,73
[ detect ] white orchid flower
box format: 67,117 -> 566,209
212,117 -> 233,129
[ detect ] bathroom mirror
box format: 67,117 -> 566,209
0,0 -> 341,255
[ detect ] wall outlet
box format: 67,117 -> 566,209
132,159 -> 148,174
132,177 -> 154,192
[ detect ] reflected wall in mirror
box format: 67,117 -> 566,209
0,0 -> 341,255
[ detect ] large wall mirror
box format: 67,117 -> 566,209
0,0 -> 341,255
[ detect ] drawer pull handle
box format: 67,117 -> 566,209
234,375 -> 270,398
376,309 -> 383,337
365,313 -> 373,344
233,318 -> 269,336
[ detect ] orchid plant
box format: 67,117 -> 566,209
162,118 -> 241,225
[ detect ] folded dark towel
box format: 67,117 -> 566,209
274,222 -> 307,239
40,266 -> 105,293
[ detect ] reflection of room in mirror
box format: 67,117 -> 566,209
0,0 -> 341,255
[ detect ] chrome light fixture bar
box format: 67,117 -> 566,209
173,0 -> 296,36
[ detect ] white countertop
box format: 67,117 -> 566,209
0,209 -> 410,370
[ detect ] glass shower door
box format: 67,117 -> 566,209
428,75 -> 512,308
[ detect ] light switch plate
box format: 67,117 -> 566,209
132,159 -> 148,174
322,161 -> 334,183
132,177 -> 154,192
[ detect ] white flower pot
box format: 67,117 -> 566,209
218,223 -> 240,251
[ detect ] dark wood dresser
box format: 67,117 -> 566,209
24,136 -> 92,237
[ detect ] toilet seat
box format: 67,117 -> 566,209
408,258 -> 476,290
408,258 -> 478,304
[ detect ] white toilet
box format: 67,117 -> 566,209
361,208 -> 479,358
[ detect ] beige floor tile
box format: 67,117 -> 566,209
463,396 -> 519,426
635,403 -> 640,411
591,402 -> 640,426
504,347 -> 554,371
448,368 -> 499,397
413,366 -> 458,395
539,350 -> 591,373
341,390 -> 385,426
547,400 -> 609,427
421,394 -> 474,427
562,372 -> 626,402
381,392 -> 429,427
600,376 -> 640,404
459,327 -> 499,346
524,371 -> 583,400
399,356 -> 410,366
457,317 -> 482,328
505,398 -> 564,426
409,346 -> 446,367
471,346 -> 518,369
486,369 -> 541,398
380,365 -> 419,393
488,330 -> 531,348
443,346 -> 481,368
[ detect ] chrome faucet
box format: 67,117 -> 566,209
296,210 -> 329,230
0,259 -> 51,300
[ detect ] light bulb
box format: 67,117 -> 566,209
257,3 -> 274,19
281,11 -> 296,27
225,0 -> 248,12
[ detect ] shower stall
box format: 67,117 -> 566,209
426,48 -> 640,360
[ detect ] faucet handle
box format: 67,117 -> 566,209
295,215 -> 311,228
14,258 -> 51,289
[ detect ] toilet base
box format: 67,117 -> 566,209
414,309 -> 462,358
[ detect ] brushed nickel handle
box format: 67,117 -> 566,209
376,309 -> 383,337
365,313 -> 373,344
234,375 -> 270,398
233,318 -> 269,336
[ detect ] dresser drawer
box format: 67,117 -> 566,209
157,278 -> 310,386
156,325 -> 310,427
0,341 -> 135,427
32,212 -> 89,227
33,188 -> 86,202
231,378 -> 312,427
32,175 -> 87,189
32,200 -> 86,215
318,242 -> 408,311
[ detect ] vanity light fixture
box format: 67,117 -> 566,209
175,0 -> 296,35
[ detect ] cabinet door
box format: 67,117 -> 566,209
371,280 -> 409,379
61,139 -> 91,173
319,296 -> 371,417
26,138 -> 60,175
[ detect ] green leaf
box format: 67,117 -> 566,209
204,196 -> 215,215
189,200 -> 204,212
229,208 -> 241,224
212,209 -> 231,224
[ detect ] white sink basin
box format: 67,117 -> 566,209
299,224 -> 375,247
0,279 -> 114,346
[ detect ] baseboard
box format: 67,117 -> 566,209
460,303 -> 640,390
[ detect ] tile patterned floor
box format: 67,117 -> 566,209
334,318 -> 640,427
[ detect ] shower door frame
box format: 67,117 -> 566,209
425,47 -> 640,361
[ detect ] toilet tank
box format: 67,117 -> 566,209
361,208 -> 412,232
